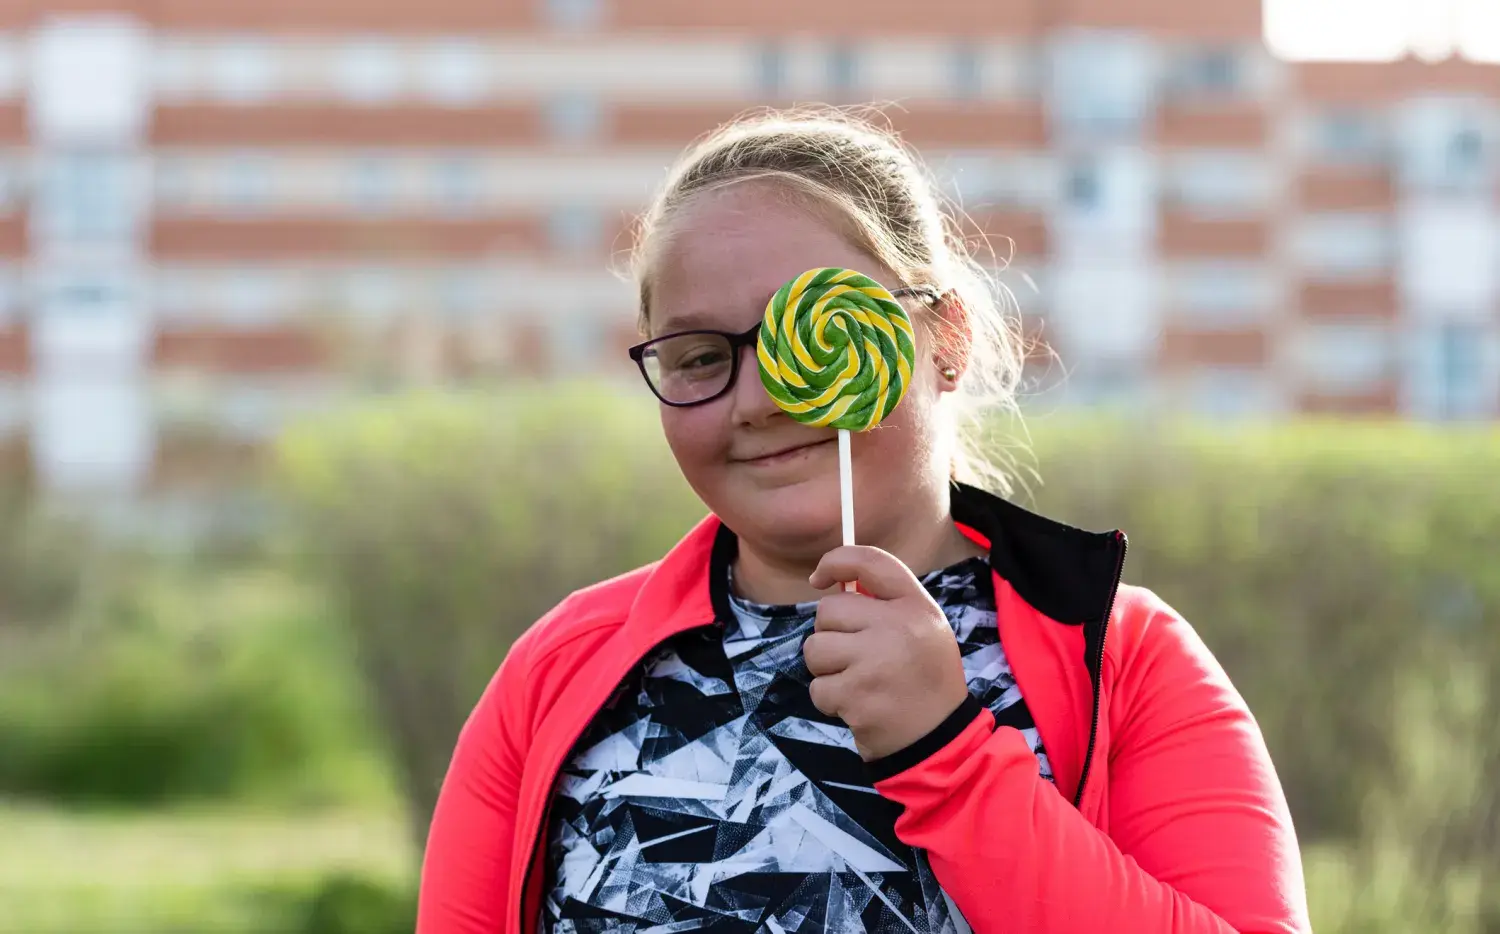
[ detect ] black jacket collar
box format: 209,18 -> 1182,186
708,481 -> 1127,631
950,481 -> 1126,628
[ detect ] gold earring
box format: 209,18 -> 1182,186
941,367 -> 958,381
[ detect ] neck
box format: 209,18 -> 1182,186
730,490 -> 985,606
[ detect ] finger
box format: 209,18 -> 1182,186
813,591 -> 878,633
808,671 -> 849,719
809,545 -> 922,600
802,631 -> 859,677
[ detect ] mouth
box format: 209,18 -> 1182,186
736,438 -> 835,467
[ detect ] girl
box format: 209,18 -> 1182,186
418,109 -> 1310,934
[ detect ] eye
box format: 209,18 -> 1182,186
665,343 -> 731,373
679,347 -> 730,370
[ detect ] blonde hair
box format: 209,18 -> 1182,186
627,106 -> 1032,497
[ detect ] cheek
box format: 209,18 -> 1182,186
859,385 -> 941,471
660,405 -> 727,471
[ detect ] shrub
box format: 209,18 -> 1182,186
247,873 -> 417,934
274,384 -> 707,848
1019,416 -> 1500,886
0,565 -> 389,808
0,484 -> 99,631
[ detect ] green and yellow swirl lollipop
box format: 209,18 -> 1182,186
757,267 -> 917,580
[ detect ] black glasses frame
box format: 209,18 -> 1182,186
627,286 -> 940,408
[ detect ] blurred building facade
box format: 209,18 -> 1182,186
0,0 -> 1498,494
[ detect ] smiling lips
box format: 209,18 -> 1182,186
737,438 -> 835,465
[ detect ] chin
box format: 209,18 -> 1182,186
725,486 -> 842,554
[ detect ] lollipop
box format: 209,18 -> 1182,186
757,267 -> 917,587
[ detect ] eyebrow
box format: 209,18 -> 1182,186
651,311 -> 751,335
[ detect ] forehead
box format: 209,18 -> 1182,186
648,183 -> 897,335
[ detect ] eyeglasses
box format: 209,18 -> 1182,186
628,286 -> 939,408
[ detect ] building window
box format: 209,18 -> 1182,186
349,155 -> 394,215
224,153 -> 273,215
544,0 -> 603,30
1064,362 -> 1153,412
1164,151 -> 1270,216
49,278 -> 131,317
1050,260 -> 1158,364
221,270 -> 285,325
1311,109 -> 1390,166
0,265 -> 19,323
38,152 -> 138,241
0,34 -> 22,99
1297,322 -> 1392,394
1048,31 -> 1158,139
1055,150 -> 1156,241
419,39 -> 489,106
1185,367 -> 1273,417
1435,323 -> 1488,417
951,43 -> 983,100
210,37 -> 277,104
1294,212 -> 1393,278
151,268 -> 200,323
1171,261 -> 1271,326
1396,99 -> 1492,192
549,205 -> 603,253
939,153 -> 997,206
149,39 -> 199,101
0,155 -> 19,213
1167,46 -> 1242,99
1406,320 -> 1498,420
994,152 -> 1057,211
1398,203 -> 1499,311
153,156 -> 194,210
335,40 -> 403,106
548,313 -> 599,368
1064,161 -> 1101,209
827,43 -> 858,99
546,93 -> 602,143
344,269 -> 403,322
431,156 -> 484,216
758,42 -> 787,97
437,268 -> 486,319
31,20 -> 152,142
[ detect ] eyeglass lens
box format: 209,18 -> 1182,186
641,332 -> 739,405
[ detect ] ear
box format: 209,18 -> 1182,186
929,290 -> 972,386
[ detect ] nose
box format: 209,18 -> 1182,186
728,342 -> 783,428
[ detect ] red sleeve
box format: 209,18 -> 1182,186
872,591 -> 1310,934
416,633 -> 532,934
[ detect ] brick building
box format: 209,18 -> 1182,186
0,0 -> 1497,494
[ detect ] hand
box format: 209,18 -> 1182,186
802,546 -> 973,762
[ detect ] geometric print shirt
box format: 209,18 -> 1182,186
543,556 -> 1053,933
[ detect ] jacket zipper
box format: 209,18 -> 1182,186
517,622 -> 719,933
1072,532 -> 1127,809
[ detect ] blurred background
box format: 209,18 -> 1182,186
0,0 -> 1497,932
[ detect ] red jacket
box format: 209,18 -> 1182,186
418,483 -> 1311,933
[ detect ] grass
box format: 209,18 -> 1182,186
0,802 -> 413,934
0,802 -> 1493,933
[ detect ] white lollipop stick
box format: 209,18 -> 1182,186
839,428 -> 856,592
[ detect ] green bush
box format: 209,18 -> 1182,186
0,564 -> 391,808
240,873 -> 416,934
0,485 -> 100,630
274,384 -> 708,848
291,873 -> 416,934
1019,417 -> 1500,856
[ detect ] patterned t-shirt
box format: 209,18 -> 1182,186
543,556 -> 1052,933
